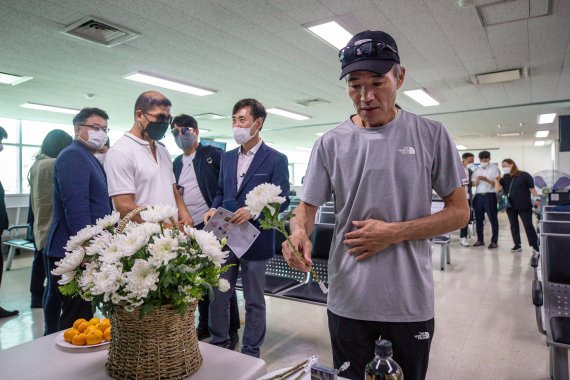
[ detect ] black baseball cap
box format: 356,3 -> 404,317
339,30 -> 400,80
171,114 -> 198,129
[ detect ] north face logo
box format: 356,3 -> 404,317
414,332 -> 430,340
398,146 -> 416,155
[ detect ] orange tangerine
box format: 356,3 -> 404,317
73,318 -> 87,330
72,333 -> 87,346
89,317 -> 100,326
98,318 -> 111,333
103,326 -> 111,342
63,328 -> 79,343
85,325 -> 97,334
86,329 -> 103,345
77,321 -> 90,333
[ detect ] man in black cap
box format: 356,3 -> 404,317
283,31 -> 469,380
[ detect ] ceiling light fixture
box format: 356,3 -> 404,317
198,129 -> 210,134
123,71 -> 216,96
538,113 -> 556,124
497,132 -> 522,137
475,69 -> 521,85
316,132 -> 324,136
20,102 -> 79,115
534,141 -> 545,146
535,130 -> 549,138
456,145 -> 467,150
305,21 -> 353,49
193,113 -> 227,120
403,89 -> 440,107
267,108 -> 310,121
0,72 -> 33,86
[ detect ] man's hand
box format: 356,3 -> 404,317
344,219 -> 399,261
229,207 -> 252,225
281,231 -> 313,272
204,209 -> 216,224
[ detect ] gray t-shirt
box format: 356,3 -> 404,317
302,110 -> 466,322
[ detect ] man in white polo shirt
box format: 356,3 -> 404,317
471,150 -> 501,248
105,91 -> 192,225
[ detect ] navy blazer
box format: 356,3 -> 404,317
211,142 -> 290,261
173,144 -> 223,208
0,180 -> 8,232
44,141 -> 112,259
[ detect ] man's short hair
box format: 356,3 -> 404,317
0,126 -> 7,140
73,108 -> 109,127
134,92 -> 172,114
171,114 -> 198,130
462,152 -> 474,160
478,150 -> 491,160
232,98 -> 267,129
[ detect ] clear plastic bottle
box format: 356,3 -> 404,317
364,339 -> 403,380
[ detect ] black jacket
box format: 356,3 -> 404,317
0,181 -> 8,232
173,144 -> 222,208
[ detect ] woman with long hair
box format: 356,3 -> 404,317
496,158 -> 540,252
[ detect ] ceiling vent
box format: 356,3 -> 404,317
477,0 -> 552,27
295,98 -> 330,107
470,68 -> 526,85
61,17 -> 140,47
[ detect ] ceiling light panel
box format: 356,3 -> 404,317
267,108 -> 310,121
306,21 -> 353,49
535,130 -> 549,138
403,89 -> 440,107
20,102 -> 79,115
124,72 -> 216,96
0,72 -> 33,85
538,113 -> 556,124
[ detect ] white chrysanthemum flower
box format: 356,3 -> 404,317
52,249 -> 85,275
96,212 -> 120,229
148,234 -> 179,266
78,261 -> 99,292
58,270 -> 77,285
65,225 -> 104,251
111,293 -> 125,305
85,230 -> 114,256
99,235 -> 129,264
122,228 -> 150,257
185,227 -> 228,267
91,263 -> 124,301
218,278 -> 230,292
124,259 -> 159,300
140,205 -> 178,223
245,183 -> 285,218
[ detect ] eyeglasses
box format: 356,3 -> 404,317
338,41 -> 399,64
171,126 -> 196,137
79,124 -> 109,133
144,112 -> 173,124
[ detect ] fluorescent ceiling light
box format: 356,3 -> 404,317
0,72 -> 33,86
538,113 -> 556,124
306,21 -> 353,49
124,71 -> 216,96
198,129 -> 210,134
497,132 -> 522,137
534,141 -> 545,146
456,145 -> 467,150
316,132 -> 324,136
296,146 -> 312,151
475,69 -> 521,85
21,102 -> 79,115
535,130 -> 549,138
403,89 -> 440,107
194,113 -> 227,120
267,108 -> 310,121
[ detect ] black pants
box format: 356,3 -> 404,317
0,236 -> 3,286
44,257 -> 93,334
459,200 -> 473,238
328,310 -> 434,380
30,249 -> 45,305
473,193 -> 499,244
506,208 -> 538,248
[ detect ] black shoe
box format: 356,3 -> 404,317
473,241 -> 485,247
488,243 -> 498,249
228,331 -> 240,351
196,328 -> 210,341
0,307 -> 19,318
510,245 -> 522,252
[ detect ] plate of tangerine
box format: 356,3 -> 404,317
55,317 -> 112,349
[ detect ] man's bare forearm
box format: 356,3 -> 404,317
289,202 -> 318,239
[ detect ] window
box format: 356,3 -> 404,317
0,145 -> 20,194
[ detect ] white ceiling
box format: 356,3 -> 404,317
1,0 -> 569,151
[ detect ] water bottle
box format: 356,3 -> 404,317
364,339 -> 403,380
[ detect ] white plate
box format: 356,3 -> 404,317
55,332 -> 110,349
257,367 -> 310,380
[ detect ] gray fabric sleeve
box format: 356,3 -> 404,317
431,124 -> 466,198
300,138 -> 332,207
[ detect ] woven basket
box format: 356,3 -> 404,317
106,301 -> 202,379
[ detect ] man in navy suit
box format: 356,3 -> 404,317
205,99 -> 290,358
43,108 -> 112,334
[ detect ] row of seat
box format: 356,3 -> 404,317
531,208 -> 570,380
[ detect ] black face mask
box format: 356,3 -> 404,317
144,121 -> 170,141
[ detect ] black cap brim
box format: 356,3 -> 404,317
339,60 -> 396,80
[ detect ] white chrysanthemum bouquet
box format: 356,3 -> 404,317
245,183 -> 328,294
53,205 -> 230,317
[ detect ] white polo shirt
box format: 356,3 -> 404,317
178,153 -> 208,225
471,164 -> 501,194
105,132 -> 177,218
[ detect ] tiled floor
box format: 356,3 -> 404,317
0,214 -> 554,379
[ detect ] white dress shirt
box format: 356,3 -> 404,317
471,164 -> 501,194
237,140 -> 263,190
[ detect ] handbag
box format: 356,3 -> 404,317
497,177 -> 514,211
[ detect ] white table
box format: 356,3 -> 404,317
0,334 -> 267,380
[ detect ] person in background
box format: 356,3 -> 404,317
205,98 -> 290,358
496,158 -> 540,252
281,30 -> 469,380
0,126 -> 19,318
471,150 -> 501,249
43,108 -> 112,334
104,91 -> 192,225
459,152 -> 474,247
171,114 -> 241,346
29,129 -> 73,309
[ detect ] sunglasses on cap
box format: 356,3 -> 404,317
338,41 -> 399,65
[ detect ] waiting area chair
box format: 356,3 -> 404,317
2,224 -> 35,271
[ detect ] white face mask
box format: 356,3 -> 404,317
233,122 -> 257,145
481,162 -> 490,168
80,129 -> 108,150
94,153 -> 106,166
466,163 -> 474,170
503,167 -> 511,175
